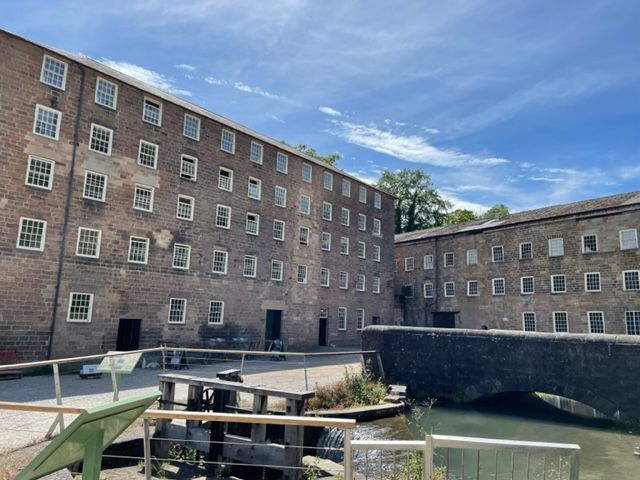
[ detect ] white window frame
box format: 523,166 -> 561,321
25,155 -> 55,190
168,298 -> 186,324
180,154 -> 198,181
212,250 -> 228,274
299,226 -> 310,245
322,202 -> 333,221
423,282 -> 433,298
550,274 -> 567,294
492,245 -> 504,263
444,282 -> 455,297
623,270 -> 640,291
357,241 -> 366,259
356,274 -> 366,292
83,171 -> 107,202
625,311 -> 640,335
359,185 -> 367,204
340,208 -> 350,226
95,77 -> 118,109
553,311 -> 569,333
276,152 -> 288,174
40,54 -> 68,90
492,278 -> 506,296
218,167 -> 234,192
320,268 -> 330,287
548,238 -> 564,257
372,219 -> 381,236
519,242 -> 533,260
142,97 -> 162,126
620,229 -> 638,250
208,300 -> 224,325
246,212 -> 260,236
89,123 -> 113,156
373,276 -> 381,294
587,311 -> 605,334
248,177 -> 262,200
33,104 -> 61,140
323,172 -> 333,191
75,227 -> 102,259
183,113 -> 200,141
520,276 -> 535,295
523,312 -> 536,332
356,309 -> 365,331
404,257 -> 414,271
172,243 -> 191,270
444,252 -> 454,268
423,254 -> 433,269
582,234 -> 598,254
271,259 -> 284,281
297,264 -> 308,284
250,141 -> 263,164
243,255 -> 257,278
216,204 -> 231,229
274,185 -> 287,208
299,195 -> 311,215
358,213 -> 366,232
342,179 -> 351,197
176,195 -> 195,221
302,163 -> 312,183
128,236 -> 149,264
339,271 -> 349,290
321,232 -> 331,251
373,245 -> 381,262
467,280 -> 479,297
220,129 -> 236,154
273,220 -> 286,241
467,249 -> 478,265
338,307 -> 347,331
133,184 -> 154,212
374,192 -> 381,209
67,293 -> 94,323
340,237 -> 349,256
584,272 -> 601,292
137,140 -> 158,169
17,217 -> 47,251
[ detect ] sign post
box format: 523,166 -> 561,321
97,351 -> 143,401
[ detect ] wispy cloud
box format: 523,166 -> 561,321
174,63 -> 196,71
319,106 -> 342,117
102,59 -> 191,96
329,120 -> 508,167
205,76 -> 286,101
529,176 -> 565,183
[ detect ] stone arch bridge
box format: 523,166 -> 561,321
363,326 -> 640,425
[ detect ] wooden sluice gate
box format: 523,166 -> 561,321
156,369 -> 315,479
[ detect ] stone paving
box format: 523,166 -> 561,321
0,350 -> 363,455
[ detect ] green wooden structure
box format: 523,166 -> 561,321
15,390 -> 160,480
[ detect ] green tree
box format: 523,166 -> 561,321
483,203 -> 510,219
375,169 -> 451,233
281,141 -> 340,166
443,209 -> 479,225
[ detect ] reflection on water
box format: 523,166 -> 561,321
355,394 -> 640,480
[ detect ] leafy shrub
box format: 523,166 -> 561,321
307,368 -> 386,410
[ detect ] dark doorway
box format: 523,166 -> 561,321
433,312 -> 456,328
265,310 -> 282,349
116,318 -> 141,351
318,318 -> 328,346
371,316 -> 380,325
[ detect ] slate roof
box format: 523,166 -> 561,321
395,191 -> 640,244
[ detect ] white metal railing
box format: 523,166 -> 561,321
351,435 -> 580,480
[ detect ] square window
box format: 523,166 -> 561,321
423,255 -> 433,269
444,282 -> 455,297
299,226 -> 310,245
359,185 -> 367,204
373,276 -> 381,294
250,141 -> 263,164
358,214 -> 366,231
138,140 -> 158,168
324,172 -> 333,190
216,205 -> 231,229
340,208 -> 350,226
342,179 -> 351,197
620,229 -> 638,250
248,177 -> 262,200
218,167 -> 233,192
180,155 -> 198,181
246,213 -> 260,235
40,55 -> 67,89
551,275 -> 566,293
492,245 -> 504,263
220,129 -> 235,153
183,114 -> 200,140
339,271 -> 349,289
297,264 -> 308,284
275,186 -> 287,207
212,250 -> 228,274
273,220 -> 286,241
299,195 -> 311,215
208,301 -> 224,324
625,311 -> 640,335
404,257 -> 414,271
176,195 -> 194,221
374,192 -> 381,209
523,312 -> 536,332
588,311 -> 605,334
17,217 -> 47,251
143,98 -> 162,126
322,202 -> 333,221
95,77 -> 118,109
243,255 -> 257,278
373,245 -> 381,262
623,270 -> 640,291
467,249 -> 477,265
357,241 -> 366,259
582,234 -> 598,254
553,312 -> 568,333
321,232 -> 331,251
467,280 -> 478,296
320,268 -> 330,287
372,219 -> 381,236
83,171 -> 107,201
276,152 -> 288,174
128,236 -> 149,264
133,184 -> 154,212
76,227 -> 101,258
584,272 -> 601,292
423,282 -> 433,298
356,274 -> 366,291
172,243 -> 191,270
340,237 -> 349,255
338,307 -> 347,331
444,252 -> 454,268
33,105 -> 61,140
521,276 -> 535,295
67,293 -> 93,323
356,309 -> 365,331
520,242 -> 532,260
492,278 -> 505,295
168,298 -> 186,324
549,238 -> 564,257
302,163 -> 312,183
25,155 -> 54,190
271,260 -> 284,281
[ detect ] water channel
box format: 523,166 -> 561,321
354,394 -> 640,479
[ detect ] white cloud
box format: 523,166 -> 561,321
102,59 -> 191,96
205,76 -> 285,100
345,170 -> 378,186
174,63 -> 196,71
423,127 -> 440,135
329,120 -> 508,167
619,165 -> 640,180
529,176 -> 564,183
441,193 -> 490,214
319,106 -> 342,117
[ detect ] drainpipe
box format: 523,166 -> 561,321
433,237 -> 440,325
46,63 -> 86,359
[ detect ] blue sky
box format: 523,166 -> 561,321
4,0 -> 639,212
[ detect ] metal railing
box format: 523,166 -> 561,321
352,436 -> 580,480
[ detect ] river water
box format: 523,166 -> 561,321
355,394 -> 640,480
